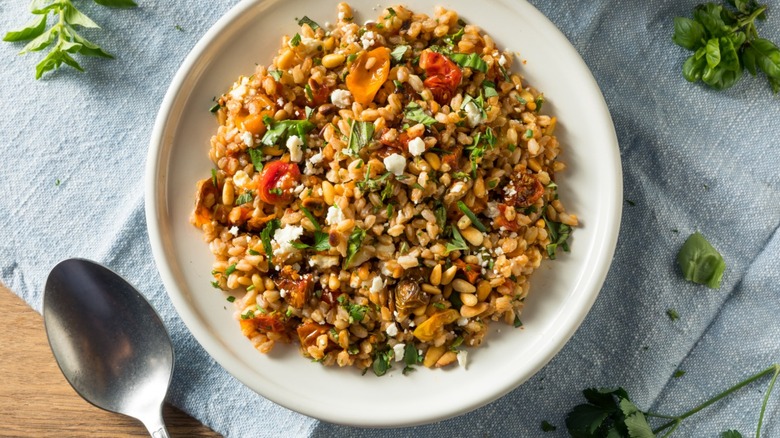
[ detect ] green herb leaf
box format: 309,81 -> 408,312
482,80 -> 499,98
667,308 -> 680,321
290,33 -> 301,47
404,102 -> 437,126
260,118 -> 315,147
543,213 -> 572,260
299,206 -> 321,231
247,148 -> 265,172
226,295 -> 236,302
445,226 -> 469,254
673,369 -> 686,378
677,232 -> 726,289
390,45 -> 410,63
449,52 -> 487,72
234,191 -> 254,205
93,0 -> 138,7
513,315 -> 523,328
721,430 -> 743,438
3,14 -> 48,42
297,16 -> 320,30
403,343 -> 420,366
346,119 -> 375,155
260,219 -> 281,263
372,349 -> 392,376
225,263 -> 237,276
344,227 -> 367,268
672,17 -> 707,50
269,69 -> 283,81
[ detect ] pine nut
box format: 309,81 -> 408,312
460,302 -> 489,318
477,280 -> 491,301
440,265 -> 458,285
452,278 -> 476,293
430,264 -> 442,286
460,293 -> 478,306
460,227 -> 484,246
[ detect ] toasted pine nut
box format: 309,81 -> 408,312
460,293 -> 478,307
460,302 -> 489,318
440,265 -> 458,285
322,53 -> 346,69
460,227 -> 484,246
430,264 -> 442,286
452,278 -> 476,293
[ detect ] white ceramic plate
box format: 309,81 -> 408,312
146,0 -> 621,427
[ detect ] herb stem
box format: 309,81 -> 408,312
651,365 -> 779,435
736,6 -> 767,29
755,364 -> 780,438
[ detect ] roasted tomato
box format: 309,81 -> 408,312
379,130 -> 411,153
240,314 -> 288,336
453,259 -> 481,284
258,161 -> 301,205
419,50 -> 462,104
494,203 -> 521,232
504,173 -> 544,208
275,265 -> 314,309
320,288 -> 344,306
307,77 -> 330,106
296,322 -> 331,349
346,47 -> 391,105
441,145 -> 463,171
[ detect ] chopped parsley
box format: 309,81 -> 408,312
269,69 -> 283,81
344,227 -> 367,268
297,16 -> 320,30
209,102 -> 221,113
543,213 -> 572,260
673,369 -> 686,378
290,33 -> 301,47
260,116 -> 315,148
211,168 -> 218,186
226,295 -> 236,302
513,315 -> 523,328
372,349 -> 392,376
234,191 -> 254,205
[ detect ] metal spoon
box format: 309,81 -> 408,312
43,258 -> 174,438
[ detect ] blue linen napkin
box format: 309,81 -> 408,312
1,0 -> 779,436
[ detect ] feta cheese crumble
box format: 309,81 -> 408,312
331,89 -> 352,108
393,343 -> 405,362
228,226 -> 239,236
457,350 -> 469,369
286,135 -> 304,162
385,323 -> 399,337
407,137 -> 426,156
272,225 -> 304,257
360,31 -> 376,50
241,131 -> 254,148
383,153 -> 406,176
464,100 -> 483,127
369,275 -> 384,293
325,205 -> 345,226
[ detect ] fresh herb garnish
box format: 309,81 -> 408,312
667,308 -> 680,321
445,226 -> 469,254
673,1 -> 780,92
513,315 -> 523,328
269,69 -> 283,81
247,148 -> 264,172
404,343 -> 421,367
290,33 -> 301,47
525,129 -> 534,139
356,165 -> 392,193
210,169 -> 218,187
444,27 -> 465,47
226,295 -> 236,302
457,201 -> 487,232
722,430 -> 743,438
565,364 -> 780,438
260,116 -> 315,147
209,103 -> 221,113
452,172 -> 471,180
677,232 -> 725,289
346,119 -> 375,155
260,219 -> 281,263
304,106 -> 314,119
297,16 -> 321,30
248,249 -> 260,256
234,191 -> 254,205
372,349 -> 392,376
404,102 -> 437,126
390,44 -> 410,63
225,263 -> 237,276
344,227 -> 367,268
3,0 -> 137,79
482,80 -> 499,98
449,52 -> 488,72
673,369 -> 686,378
292,206 -> 331,251
543,213 -> 572,260
534,94 -> 545,111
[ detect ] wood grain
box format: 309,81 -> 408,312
0,283 -> 221,438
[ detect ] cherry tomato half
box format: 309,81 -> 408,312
258,160 -> 301,205
346,47 -> 391,105
419,50 -> 462,104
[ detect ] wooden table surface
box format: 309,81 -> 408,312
0,283 -> 220,437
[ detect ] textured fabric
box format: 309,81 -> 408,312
1,1 -> 779,437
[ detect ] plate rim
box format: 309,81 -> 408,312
145,0 -> 623,427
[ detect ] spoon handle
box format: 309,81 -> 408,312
142,411 -> 170,438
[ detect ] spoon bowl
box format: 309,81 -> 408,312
43,258 -> 174,437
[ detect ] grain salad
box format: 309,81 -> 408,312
191,3 -> 578,375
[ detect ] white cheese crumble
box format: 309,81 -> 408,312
330,89 -> 353,108
486,201 -> 500,218
338,11 -> 346,21
457,350 -> 469,369
385,323 -> 399,337
369,275 -> 384,293
464,100 -> 483,127
230,84 -> 247,101
504,183 -> 517,197
407,137 -> 426,157
325,205 -> 345,226
232,170 -> 250,190
499,54 -> 508,67
393,343 -> 406,362
457,317 -> 468,327
272,225 -> 304,257
361,31 -> 376,50
240,131 -> 254,148
228,226 -> 239,236
286,135 -> 304,162
309,150 -> 324,164
383,153 -> 406,176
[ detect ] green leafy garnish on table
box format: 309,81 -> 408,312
677,232 -> 725,289
672,1 -> 780,92
565,364 -> 780,437
3,0 -> 137,79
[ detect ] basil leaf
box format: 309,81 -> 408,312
683,48 -> 708,82
260,219 -> 281,263
448,52 -> 487,73
742,45 -> 758,75
260,118 -> 315,147
344,227 -> 367,268
3,14 -> 47,42
290,33 -> 301,47
297,16 -> 320,30
390,45 -> 410,63
752,38 -> 780,79
706,38 -> 721,68
672,17 -> 706,50
92,0 -> 138,7
403,102 -> 437,126
20,26 -> 56,53
63,5 -> 100,28
346,119 -> 375,155
694,3 -> 729,37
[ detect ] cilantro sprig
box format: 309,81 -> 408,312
4,0 -> 137,79
566,364 -> 780,437
673,1 -> 780,92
